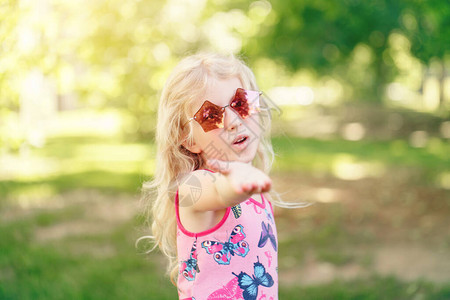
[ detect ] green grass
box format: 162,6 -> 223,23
1,206 -> 449,300
0,171 -> 145,201
279,277 -> 450,300
1,134 -> 449,299
277,202 -> 361,267
0,212 -> 178,300
272,137 -> 449,178
1,135 -> 449,201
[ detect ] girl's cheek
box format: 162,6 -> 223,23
249,116 -> 263,136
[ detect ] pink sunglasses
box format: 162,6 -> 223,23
184,88 -> 264,132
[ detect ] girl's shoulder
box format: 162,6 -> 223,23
176,169 -> 221,211
177,169 -> 229,233
177,169 -> 216,198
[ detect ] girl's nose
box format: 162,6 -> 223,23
223,106 -> 242,131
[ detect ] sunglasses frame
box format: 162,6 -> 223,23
183,88 -> 265,132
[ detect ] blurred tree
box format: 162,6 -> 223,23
2,0 -> 448,151
0,0 -> 23,151
0,0 -> 208,142
56,0 -> 206,139
0,0 -> 20,109
240,0 -> 407,103
400,0 -> 450,110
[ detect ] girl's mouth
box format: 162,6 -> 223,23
231,135 -> 250,151
233,135 -> 248,145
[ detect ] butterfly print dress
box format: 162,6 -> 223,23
176,185 -> 278,300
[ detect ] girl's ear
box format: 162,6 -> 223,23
181,140 -> 202,154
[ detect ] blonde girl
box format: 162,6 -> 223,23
141,53 -> 297,300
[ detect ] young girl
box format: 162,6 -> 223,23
141,53 -> 295,300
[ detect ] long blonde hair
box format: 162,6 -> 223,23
139,53 -> 302,285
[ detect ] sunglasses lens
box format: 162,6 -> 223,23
191,89 -> 261,132
193,100 -> 224,132
230,88 -> 260,119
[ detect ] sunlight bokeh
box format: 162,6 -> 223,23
332,154 -> 386,181
1,1 -> 449,299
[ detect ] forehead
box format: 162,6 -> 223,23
194,77 -> 243,109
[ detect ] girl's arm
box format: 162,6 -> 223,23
177,159 -> 271,212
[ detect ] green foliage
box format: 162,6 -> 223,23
0,0 -> 21,110
2,0 -> 449,146
236,0 -> 449,102
240,0 -> 403,101
1,2 -> 449,297
401,0 -> 450,63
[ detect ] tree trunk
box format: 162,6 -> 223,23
439,60 -> 446,109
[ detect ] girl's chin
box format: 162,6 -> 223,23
231,152 -> 257,164
200,155 -> 255,166
201,145 -> 258,165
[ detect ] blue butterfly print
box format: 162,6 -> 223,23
232,256 -> 274,300
258,221 -> 277,251
264,207 -> 274,224
201,224 -> 249,265
180,240 -> 200,281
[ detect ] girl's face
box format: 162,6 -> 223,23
188,77 -> 262,165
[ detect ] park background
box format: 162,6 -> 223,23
1,0 -> 449,299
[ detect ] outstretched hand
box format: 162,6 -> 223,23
206,159 -> 272,195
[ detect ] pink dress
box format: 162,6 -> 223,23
175,186 -> 278,300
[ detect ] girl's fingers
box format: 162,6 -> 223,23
241,181 -> 268,194
246,183 -> 254,193
259,180 -> 270,193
